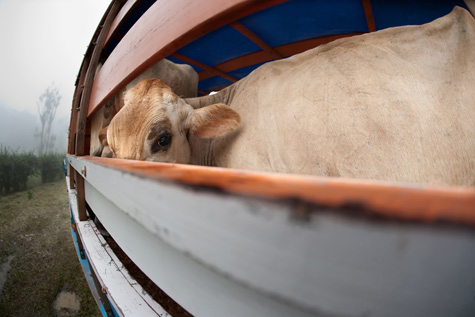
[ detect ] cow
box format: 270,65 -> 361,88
90,58 -> 199,157
105,7 -> 475,186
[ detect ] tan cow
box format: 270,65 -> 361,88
107,7 -> 475,186
90,58 -> 199,157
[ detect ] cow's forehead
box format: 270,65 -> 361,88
125,79 -> 176,107
119,78 -> 193,134
147,117 -> 172,140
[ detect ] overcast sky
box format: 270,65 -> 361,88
0,0 -> 111,118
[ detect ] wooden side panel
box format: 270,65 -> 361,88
75,170 -> 87,221
68,54 -> 89,155
67,176 -> 168,316
104,0 -> 141,46
76,0 -> 124,156
68,155 -> 475,317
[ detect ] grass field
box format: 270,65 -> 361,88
0,178 -> 101,316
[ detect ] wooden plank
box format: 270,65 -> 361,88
84,179 -> 316,317
88,261 -> 115,316
69,54 -> 89,155
67,177 -> 169,316
71,155 -> 475,226
88,0 -> 286,116
69,0 -> 117,155
78,222 -> 169,317
74,170 -> 87,221
76,0 -> 124,156
69,155 -> 475,316
69,163 -> 75,190
67,177 -> 108,315
230,21 -> 283,59
362,0 -> 376,32
104,0 -> 140,47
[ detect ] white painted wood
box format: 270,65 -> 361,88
85,178 -> 316,316
66,176 -> 169,317
68,156 -> 475,317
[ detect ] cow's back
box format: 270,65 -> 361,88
214,7 -> 475,186
126,59 -> 198,98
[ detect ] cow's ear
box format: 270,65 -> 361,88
186,103 -> 241,138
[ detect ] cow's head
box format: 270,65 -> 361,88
106,79 -> 240,163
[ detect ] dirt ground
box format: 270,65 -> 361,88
0,178 -> 101,316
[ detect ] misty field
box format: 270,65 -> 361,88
0,178 -> 101,316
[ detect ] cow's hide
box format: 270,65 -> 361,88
110,7 -> 475,186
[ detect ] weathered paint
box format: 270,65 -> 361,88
68,155 -> 475,317
67,177 -> 169,316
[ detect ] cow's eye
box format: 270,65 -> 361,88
151,132 -> 172,153
158,134 -> 171,146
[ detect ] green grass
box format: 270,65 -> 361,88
0,179 -> 101,317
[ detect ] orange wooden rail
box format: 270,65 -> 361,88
78,156 -> 475,227
88,0 -> 286,117
104,0 -> 141,47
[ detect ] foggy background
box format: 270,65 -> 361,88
0,0 -> 110,154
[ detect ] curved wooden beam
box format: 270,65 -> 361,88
362,0 -> 376,32
230,21 -> 283,60
88,0 -> 286,117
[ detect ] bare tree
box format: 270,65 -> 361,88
35,85 -> 61,156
